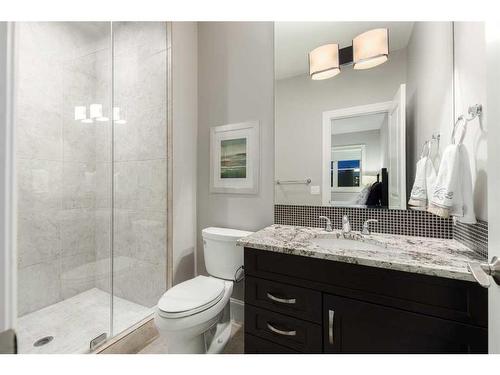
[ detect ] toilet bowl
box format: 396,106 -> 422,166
154,227 -> 252,353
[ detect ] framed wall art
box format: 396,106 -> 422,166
209,121 -> 260,194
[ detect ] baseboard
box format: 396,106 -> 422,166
230,298 -> 244,324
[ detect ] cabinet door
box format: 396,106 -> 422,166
323,294 -> 487,354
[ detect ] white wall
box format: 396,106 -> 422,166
486,21 -> 500,354
197,22 -> 275,300
172,22 -> 198,285
0,22 -> 15,331
275,48 -> 407,205
454,22 -> 487,221
406,22 -> 454,202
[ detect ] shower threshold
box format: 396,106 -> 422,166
16,288 -> 154,354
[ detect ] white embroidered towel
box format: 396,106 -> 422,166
408,156 -> 437,208
428,144 -> 476,223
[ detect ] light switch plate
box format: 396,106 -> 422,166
310,185 -> 320,195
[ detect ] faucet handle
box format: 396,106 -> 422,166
362,219 -> 379,235
319,216 -> 333,232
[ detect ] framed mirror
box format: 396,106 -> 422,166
274,22 -> 454,210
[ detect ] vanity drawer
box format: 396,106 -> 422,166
245,305 -> 322,353
245,334 -> 299,354
245,276 -> 322,323
245,247 -> 488,327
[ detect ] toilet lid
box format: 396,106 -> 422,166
158,276 -> 226,318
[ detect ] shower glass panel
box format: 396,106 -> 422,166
14,21 -> 169,353
111,21 -> 169,336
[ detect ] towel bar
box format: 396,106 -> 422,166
276,178 -> 312,185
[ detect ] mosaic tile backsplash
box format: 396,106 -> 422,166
274,205 -> 488,258
274,205 -> 453,238
453,219 -> 488,259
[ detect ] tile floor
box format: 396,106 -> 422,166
17,288 -> 153,354
138,322 -> 244,354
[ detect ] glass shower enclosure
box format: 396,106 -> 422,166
14,22 -> 171,353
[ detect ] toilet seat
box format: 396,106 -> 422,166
158,275 -> 226,318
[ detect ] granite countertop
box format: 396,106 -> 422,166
236,224 -> 485,282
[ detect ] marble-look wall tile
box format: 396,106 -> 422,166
113,209 -> 167,264
60,209 -> 96,256
16,22 -> 168,319
114,159 -> 167,212
18,260 -> 61,316
113,258 -> 166,308
17,158 -> 63,210
16,107 -> 63,161
62,118 -> 96,163
113,105 -> 166,161
60,251 -> 97,300
17,208 -> 61,268
94,162 -> 111,209
113,50 -> 167,112
62,161 -> 96,209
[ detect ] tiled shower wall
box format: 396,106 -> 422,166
16,22 -> 167,316
274,205 -> 488,258
102,22 -> 168,308
16,23 -> 110,316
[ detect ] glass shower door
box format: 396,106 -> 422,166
15,21 -> 170,353
110,21 -> 169,337
15,22 -> 113,353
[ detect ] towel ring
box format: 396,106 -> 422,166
451,116 -> 467,144
451,104 -> 482,144
420,141 -> 430,158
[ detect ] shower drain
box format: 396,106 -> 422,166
33,336 -> 54,347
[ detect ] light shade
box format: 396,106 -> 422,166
353,28 -> 389,70
309,43 -> 340,80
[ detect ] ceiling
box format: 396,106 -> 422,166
275,22 -> 414,80
331,112 -> 387,135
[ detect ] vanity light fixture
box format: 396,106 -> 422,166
309,28 -> 389,80
309,43 -> 340,80
353,28 -> 389,70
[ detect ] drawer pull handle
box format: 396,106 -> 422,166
328,309 -> 335,345
266,292 -> 296,304
266,322 -> 297,336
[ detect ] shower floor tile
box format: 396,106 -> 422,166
17,288 -> 154,354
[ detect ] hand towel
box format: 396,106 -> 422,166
408,156 -> 437,209
428,144 -> 476,224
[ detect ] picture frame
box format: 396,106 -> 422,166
210,121 -> 260,194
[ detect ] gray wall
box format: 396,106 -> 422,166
197,22 -> 275,300
454,22 -> 487,221
406,22 -> 487,221
406,22 -> 454,203
275,48 -> 407,206
172,22 -> 198,285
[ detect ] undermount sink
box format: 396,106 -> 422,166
310,236 -> 387,252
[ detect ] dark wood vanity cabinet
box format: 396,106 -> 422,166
244,248 -> 488,354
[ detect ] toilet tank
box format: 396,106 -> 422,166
202,227 -> 253,280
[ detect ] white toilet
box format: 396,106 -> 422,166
154,227 -> 252,353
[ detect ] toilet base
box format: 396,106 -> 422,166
155,300 -> 233,354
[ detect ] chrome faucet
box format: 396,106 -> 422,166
362,219 -> 379,235
319,216 -> 333,232
342,215 -> 351,234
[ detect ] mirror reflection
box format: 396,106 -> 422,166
274,22 -> 454,209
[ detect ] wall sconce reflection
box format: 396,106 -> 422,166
74,105 -> 127,124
